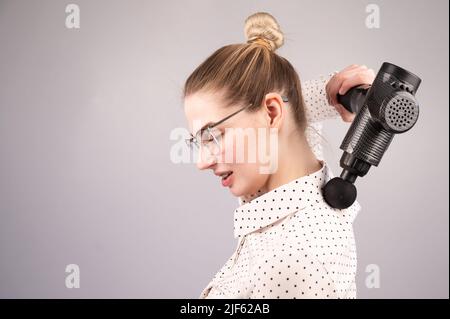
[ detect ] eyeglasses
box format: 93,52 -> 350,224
185,96 -> 289,157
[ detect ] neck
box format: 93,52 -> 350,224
264,134 -> 322,192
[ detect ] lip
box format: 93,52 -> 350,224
221,172 -> 233,187
214,170 -> 233,177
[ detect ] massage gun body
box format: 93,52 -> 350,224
322,62 -> 421,208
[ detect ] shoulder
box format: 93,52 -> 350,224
244,202 -> 360,298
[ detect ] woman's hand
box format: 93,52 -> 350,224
325,64 -> 376,122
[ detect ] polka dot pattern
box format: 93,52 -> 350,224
233,160 -> 332,239
200,160 -> 362,299
303,73 -> 341,124
199,75 -> 362,299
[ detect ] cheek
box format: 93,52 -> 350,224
220,129 -> 272,197
218,129 -> 243,164
219,128 -> 273,169
220,128 -> 263,163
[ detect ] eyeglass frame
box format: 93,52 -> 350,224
185,95 -> 289,155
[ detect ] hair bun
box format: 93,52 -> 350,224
244,12 -> 284,51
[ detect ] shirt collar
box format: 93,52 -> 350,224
233,160 -> 331,239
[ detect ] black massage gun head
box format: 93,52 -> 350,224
322,177 -> 357,209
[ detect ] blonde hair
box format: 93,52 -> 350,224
183,12 -> 308,132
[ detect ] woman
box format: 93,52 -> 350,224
183,12 -> 375,299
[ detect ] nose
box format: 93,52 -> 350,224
196,147 -> 217,170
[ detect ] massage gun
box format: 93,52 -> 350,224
322,62 -> 422,209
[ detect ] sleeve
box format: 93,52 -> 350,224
305,121 -> 325,161
247,251 -> 339,299
302,72 -> 341,123
302,72 -> 340,161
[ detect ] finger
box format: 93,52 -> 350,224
332,68 -> 363,100
326,78 -> 340,106
328,66 -> 372,105
340,64 -> 360,72
328,70 -> 358,105
346,112 -> 356,122
343,112 -> 356,123
336,103 -> 356,122
328,80 -> 341,106
340,65 -> 370,78
336,66 -> 368,85
334,103 -> 345,116
338,72 -> 375,95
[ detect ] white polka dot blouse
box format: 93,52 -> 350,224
199,73 -> 362,299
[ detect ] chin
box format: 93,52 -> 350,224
229,182 -> 260,198
227,170 -> 268,198
228,179 -> 249,197
229,184 -> 243,197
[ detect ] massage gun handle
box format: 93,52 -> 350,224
336,84 -> 370,114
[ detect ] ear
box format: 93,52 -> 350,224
262,92 -> 285,129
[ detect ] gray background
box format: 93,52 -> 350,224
0,0 -> 448,298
